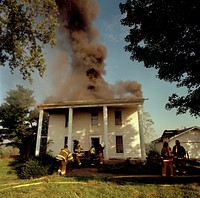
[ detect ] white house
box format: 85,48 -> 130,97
35,98 -> 146,162
151,126 -> 200,159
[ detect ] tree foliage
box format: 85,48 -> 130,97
0,85 -> 38,159
142,112 -> 155,142
0,0 -> 59,82
119,0 -> 200,117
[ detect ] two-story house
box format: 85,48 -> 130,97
35,98 -> 146,162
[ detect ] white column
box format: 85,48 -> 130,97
35,109 -> 44,156
138,105 -> 146,161
103,106 -> 109,160
68,107 -> 73,152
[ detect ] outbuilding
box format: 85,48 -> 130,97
151,126 -> 200,159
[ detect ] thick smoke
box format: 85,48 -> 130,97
46,0 -> 143,102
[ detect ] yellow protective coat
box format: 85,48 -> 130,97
56,148 -> 74,175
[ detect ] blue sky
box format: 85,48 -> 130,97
0,0 -> 199,140
95,0 -> 200,139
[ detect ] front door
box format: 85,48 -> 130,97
91,137 -> 100,155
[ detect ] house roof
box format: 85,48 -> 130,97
36,98 -> 145,110
151,126 -> 200,143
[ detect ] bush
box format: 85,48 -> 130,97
0,144 -> 19,158
145,150 -> 162,174
18,154 -> 57,179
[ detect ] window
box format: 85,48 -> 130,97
116,136 -> 123,153
115,111 -> 122,125
91,112 -> 98,126
91,137 -> 100,155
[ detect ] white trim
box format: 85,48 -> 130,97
68,107 -> 73,152
103,106 -> 109,160
36,98 -> 145,110
138,105 -> 146,161
35,109 -> 44,156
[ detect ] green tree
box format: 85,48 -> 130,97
0,85 -> 38,159
119,0 -> 200,117
143,112 -> 155,143
1,0 -> 59,82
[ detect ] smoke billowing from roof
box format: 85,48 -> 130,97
46,0 -> 143,102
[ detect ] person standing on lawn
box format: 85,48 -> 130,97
56,144 -> 74,176
172,140 -> 187,174
161,141 -> 174,177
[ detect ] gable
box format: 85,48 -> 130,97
160,126 -> 200,140
152,126 -> 200,159
170,127 -> 200,142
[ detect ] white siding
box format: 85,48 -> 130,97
47,106 -> 142,160
72,110 -> 90,151
154,142 -> 163,154
107,107 -> 141,159
48,113 -> 68,155
73,110 -> 105,151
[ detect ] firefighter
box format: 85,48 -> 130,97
98,144 -> 105,164
89,144 -> 96,165
161,141 -> 174,177
172,140 -> 187,174
75,144 -> 84,165
56,144 -> 74,176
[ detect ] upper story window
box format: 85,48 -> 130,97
91,112 -> 98,126
115,111 -> 122,125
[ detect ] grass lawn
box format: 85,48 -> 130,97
0,158 -> 199,198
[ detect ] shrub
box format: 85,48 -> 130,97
0,144 -> 19,158
145,149 -> 162,174
18,154 -> 57,179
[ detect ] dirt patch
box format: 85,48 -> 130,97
67,167 -> 117,177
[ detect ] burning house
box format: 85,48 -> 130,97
36,98 -> 146,161
35,0 -> 146,161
